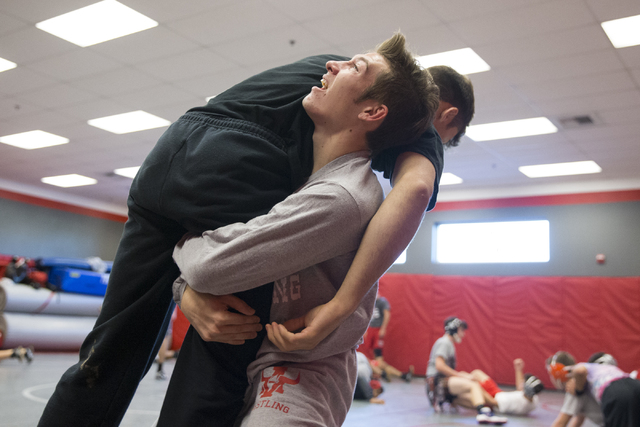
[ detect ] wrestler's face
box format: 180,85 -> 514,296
303,52 -> 389,130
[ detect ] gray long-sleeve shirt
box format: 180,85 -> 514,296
173,151 -> 383,369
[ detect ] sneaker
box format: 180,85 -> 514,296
476,407 -> 508,425
403,365 -> 415,383
380,370 -> 390,382
11,346 -> 26,362
24,346 -> 34,364
156,370 -> 167,380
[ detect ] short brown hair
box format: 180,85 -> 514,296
357,33 -> 440,157
428,65 -> 475,147
546,351 -> 576,367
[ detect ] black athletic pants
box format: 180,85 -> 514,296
38,113 -> 296,427
601,377 -> 640,427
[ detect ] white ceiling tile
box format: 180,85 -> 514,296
0,96 -> 44,120
448,0 -> 595,46
470,103 -> 541,126
121,0 -> 235,23
515,70 -> 636,101
497,50 -> 625,85
0,12 -> 28,36
302,0 -> 439,46
631,67 -> 640,86
263,0 -> 386,22
564,123 -> 640,144
1,0 -> 638,208
0,110 -> 79,136
402,24 -> 470,56
584,0 -> 640,22
135,48 -> 236,81
167,0 -> 295,46
173,66 -> 255,100
110,84 -> 201,111
19,84 -> 96,109
72,67 -> 162,97
210,25 -> 333,67
536,89 -> 640,117
0,26 -> 76,64
26,49 -> 121,81
57,99 -> 134,121
598,105 -> 640,125
0,67 -> 58,96
88,26 -> 200,65
0,0 -> 94,23
421,0 -> 550,23
474,25 -> 612,68
616,45 -> 640,68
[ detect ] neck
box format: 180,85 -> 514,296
311,126 -> 369,174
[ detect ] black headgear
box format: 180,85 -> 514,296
444,316 -> 467,335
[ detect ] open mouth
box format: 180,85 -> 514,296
321,78 -> 327,89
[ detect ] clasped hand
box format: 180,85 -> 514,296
180,285 -> 344,351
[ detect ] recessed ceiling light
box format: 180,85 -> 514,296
466,117 -> 558,141
35,0 -> 158,47
440,173 -> 463,185
601,14 -> 640,48
88,111 -> 170,134
519,161 -> 602,178
416,48 -> 490,75
114,166 -> 140,178
0,57 -> 17,73
0,130 -> 69,150
41,174 -> 98,188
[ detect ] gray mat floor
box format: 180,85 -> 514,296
0,352 -> 599,427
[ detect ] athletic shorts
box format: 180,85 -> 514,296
480,378 -> 503,398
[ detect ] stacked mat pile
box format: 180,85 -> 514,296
0,257 -> 110,351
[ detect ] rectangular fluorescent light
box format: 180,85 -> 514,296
35,0 -> 158,47
519,161 -> 602,178
0,130 -> 69,150
417,48 -> 490,75
0,57 -> 17,73
601,14 -> 640,48
440,173 -> 463,185
466,117 -> 558,141
42,174 -> 97,188
88,111 -> 170,134
114,166 -> 140,178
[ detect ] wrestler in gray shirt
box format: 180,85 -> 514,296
173,151 -> 382,426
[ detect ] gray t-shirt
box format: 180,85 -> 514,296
426,335 -> 456,378
369,297 -> 390,328
173,151 -> 383,424
560,391 -> 604,426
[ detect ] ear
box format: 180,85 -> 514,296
439,106 -> 459,127
358,103 -> 388,124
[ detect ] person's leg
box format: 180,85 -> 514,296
471,370 -> 500,407
448,377 -> 485,409
601,378 -> 640,427
39,200 -> 184,427
156,117 -> 293,426
39,116 -> 293,427
157,283 -> 274,427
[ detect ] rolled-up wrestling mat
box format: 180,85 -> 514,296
0,278 -> 103,316
0,312 -> 97,350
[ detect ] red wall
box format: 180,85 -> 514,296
373,274 -> 640,388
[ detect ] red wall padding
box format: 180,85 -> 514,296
171,307 -> 190,351
375,274 -> 640,388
